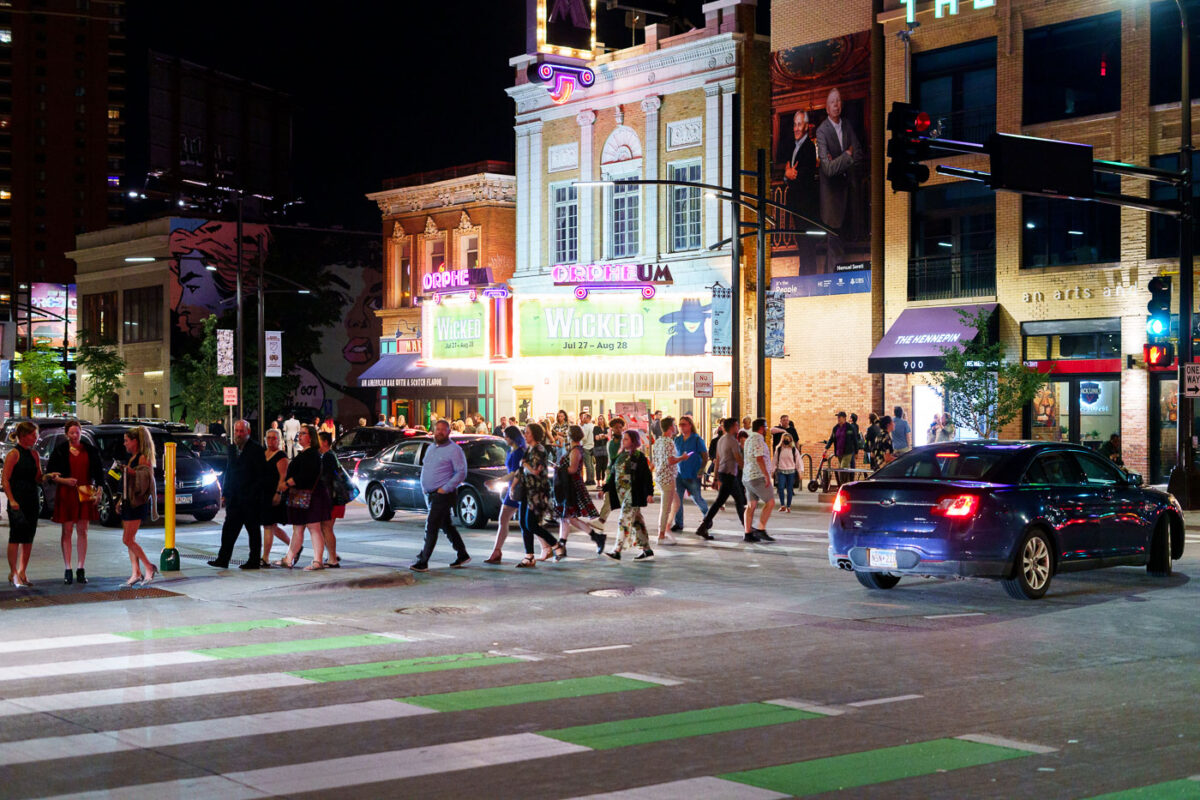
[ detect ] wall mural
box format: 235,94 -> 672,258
167,217 -> 381,424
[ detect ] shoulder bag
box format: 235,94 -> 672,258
287,457 -> 322,509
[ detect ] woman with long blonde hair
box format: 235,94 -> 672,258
119,426 -> 158,586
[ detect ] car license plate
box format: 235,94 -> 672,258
868,548 -> 897,569
175,494 -> 191,505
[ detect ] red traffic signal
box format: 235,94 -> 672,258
1144,342 -> 1175,367
886,102 -> 932,193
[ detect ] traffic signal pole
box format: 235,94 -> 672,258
1170,0 -> 1195,506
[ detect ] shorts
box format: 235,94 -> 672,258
743,477 -> 773,503
120,501 -> 149,522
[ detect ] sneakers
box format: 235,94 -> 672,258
743,532 -> 762,543
593,533 -> 607,553
408,562 -> 429,573
604,550 -> 621,560
669,524 -> 684,532
634,549 -> 655,561
450,554 -> 471,569
756,530 -> 775,542
694,527 -> 714,541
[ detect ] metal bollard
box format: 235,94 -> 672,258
160,441 -> 180,571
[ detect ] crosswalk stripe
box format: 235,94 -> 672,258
0,699 -> 434,766
194,633 -> 406,659
0,634 -> 135,655
402,675 -> 658,712
1082,776 -> 1200,799
0,672 -> 309,718
44,776 -> 269,800
569,777 -> 789,799
720,735 -> 1043,796
0,619 -> 320,656
289,651 -> 522,682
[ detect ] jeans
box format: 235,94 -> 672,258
673,476 -> 710,528
518,499 -> 557,554
776,470 -> 796,508
416,492 -> 468,565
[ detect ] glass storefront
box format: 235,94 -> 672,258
1151,375 -> 1178,484
1028,376 -> 1119,449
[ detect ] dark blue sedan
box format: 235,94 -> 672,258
828,441 -> 1185,599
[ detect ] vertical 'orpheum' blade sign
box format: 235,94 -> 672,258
529,0 -> 596,60
217,329 -> 234,376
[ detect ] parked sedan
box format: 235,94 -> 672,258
355,434 -> 510,528
83,424 -> 222,525
333,426 -> 424,472
827,441 -> 1185,599
175,432 -> 230,479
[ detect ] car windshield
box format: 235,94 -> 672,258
872,448 -> 1008,481
459,440 -> 509,468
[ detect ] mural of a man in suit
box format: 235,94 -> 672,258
816,87 -> 864,271
784,110 -> 819,274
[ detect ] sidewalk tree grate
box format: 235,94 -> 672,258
0,586 -> 182,609
394,605 -> 481,615
588,587 -> 666,598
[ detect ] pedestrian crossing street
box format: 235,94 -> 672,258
1,617 -> 1195,799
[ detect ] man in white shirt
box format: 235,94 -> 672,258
579,411 -> 596,485
281,413 -> 301,459
741,418 -> 776,543
193,418 -> 208,435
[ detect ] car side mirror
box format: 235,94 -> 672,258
1125,472 -> 1143,487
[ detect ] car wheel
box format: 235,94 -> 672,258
457,489 -> 486,529
192,510 -> 217,523
98,486 -> 120,528
855,571 -> 901,590
367,483 -> 394,521
1147,516 -> 1173,577
1002,528 -> 1054,600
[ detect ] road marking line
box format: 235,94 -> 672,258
42,775 -> 269,800
564,644 -> 632,654
923,612 -> 987,619
0,651 -> 214,682
764,698 -> 846,716
289,651 -> 522,682
0,634 -> 133,654
568,776 -> 789,799
612,672 -> 685,686
401,675 -> 659,712
0,673 -> 310,718
955,734 -> 1059,754
0,699 -> 434,766
846,693 -> 923,707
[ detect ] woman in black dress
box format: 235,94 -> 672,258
4,421 -> 42,588
276,425 -> 331,570
260,428 -> 291,566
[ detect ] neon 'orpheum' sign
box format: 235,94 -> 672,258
551,263 -> 674,300
424,269 -> 470,292
900,0 -> 994,24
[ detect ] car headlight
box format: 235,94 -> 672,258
487,479 -> 507,494
201,472 -> 219,487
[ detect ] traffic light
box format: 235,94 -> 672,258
1146,276 -> 1172,338
1145,342 -> 1175,367
886,101 -> 932,193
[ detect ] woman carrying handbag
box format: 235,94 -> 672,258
276,425 -> 330,570
46,420 -> 104,584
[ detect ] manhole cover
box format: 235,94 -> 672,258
0,587 -> 182,610
394,606 -> 481,615
587,587 -> 666,598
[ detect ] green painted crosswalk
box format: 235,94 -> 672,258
1085,780 -> 1200,799
115,618 -> 307,640
722,737 -> 1033,796
402,675 -> 658,712
291,651 -> 523,682
543,702 -> 821,750
194,633 -> 404,659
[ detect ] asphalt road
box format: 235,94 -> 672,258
0,490 -> 1197,799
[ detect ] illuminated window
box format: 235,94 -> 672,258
609,179 -> 639,259
551,183 -> 577,264
461,234 -> 479,268
394,238 -> 412,308
122,285 -> 163,343
0,189 -> 9,200
106,176 -> 119,187
420,236 -> 445,300
0,30 -> 11,45
82,291 -> 117,343
670,161 -> 702,252
107,107 -> 120,120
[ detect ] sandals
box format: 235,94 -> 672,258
537,548 -> 554,562
122,575 -> 142,587
516,556 -> 537,568
324,559 -> 341,569
553,542 -> 567,561
303,562 -> 325,571
274,557 -> 295,569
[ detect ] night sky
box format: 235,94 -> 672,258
125,1 -> 765,230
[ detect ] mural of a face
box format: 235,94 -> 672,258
169,219 -> 269,339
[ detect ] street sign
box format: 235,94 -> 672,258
1185,364 -> 1200,398
693,371 -> 714,398
223,386 -> 238,406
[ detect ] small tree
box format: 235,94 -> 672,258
17,346 -> 70,414
75,332 -> 126,419
928,308 -> 1045,440
175,315 -> 231,424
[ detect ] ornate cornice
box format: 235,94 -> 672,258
366,173 -> 517,217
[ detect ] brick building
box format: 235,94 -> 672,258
362,162 -> 516,428
505,0 -> 770,431
771,0 -> 1195,481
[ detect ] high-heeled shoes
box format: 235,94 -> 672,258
122,575 -> 142,588
516,555 -> 537,568
483,551 -> 503,564
554,542 -> 567,561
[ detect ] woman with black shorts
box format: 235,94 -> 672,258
5,421 -> 42,587
119,426 -> 158,587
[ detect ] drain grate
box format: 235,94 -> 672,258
394,605 -> 480,616
0,587 -> 182,609
587,587 -> 665,598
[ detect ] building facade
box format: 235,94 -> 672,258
363,162 -> 516,428
506,0 -> 769,432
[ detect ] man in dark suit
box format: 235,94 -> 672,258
209,419 -> 264,569
816,87 -> 864,271
784,110 -> 820,274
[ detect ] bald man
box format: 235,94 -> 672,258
210,419 -> 265,569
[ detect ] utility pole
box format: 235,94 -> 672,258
1169,0 -> 1195,505
235,190 -> 244,425
730,93 -> 742,418
755,147 -> 767,419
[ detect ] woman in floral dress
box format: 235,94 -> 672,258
603,429 -> 655,561
555,425 -> 603,557
551,410 -> 570,462
516,422 -> 561,568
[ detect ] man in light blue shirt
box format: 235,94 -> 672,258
673,415 -> 710,531
892,406 -> 911,454
411,419 -> 470,572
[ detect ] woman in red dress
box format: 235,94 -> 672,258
46,420 -> 104,585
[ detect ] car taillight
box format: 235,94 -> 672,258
831,489 -> 847,514
933,494 -> 979,519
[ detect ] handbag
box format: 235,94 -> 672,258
330,460 -> 359,506
287,458 -> 322,509
78,485 -> 97,503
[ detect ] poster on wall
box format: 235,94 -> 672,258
764,291 -> 785,358
425,301 -> 489,360
711,285 -> 732,356
519,296 -> 712,358
770,31 -> 872,277
216,329 -> 234,376
30,284 -> 77,349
